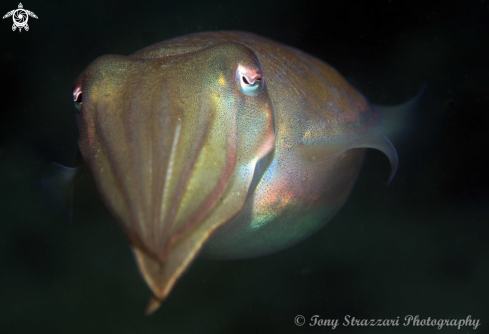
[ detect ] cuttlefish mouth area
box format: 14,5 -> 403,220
74,43 -> 275,309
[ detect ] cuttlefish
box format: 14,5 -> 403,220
47,31 -> 415,313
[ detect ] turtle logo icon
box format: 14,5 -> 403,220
3,3 -> 38,32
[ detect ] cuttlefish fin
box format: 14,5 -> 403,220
349,129 -> 398,184
302,128 -> 398,184
301,87 -> 427,184
41,162 -> 78,222
373,84 -> 427,144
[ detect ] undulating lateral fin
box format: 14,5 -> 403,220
303,86 -> 427,184
41,163 -> 78,222
302,128 -> 398,184
349,129 -> 398,184
373,84 -> 427,143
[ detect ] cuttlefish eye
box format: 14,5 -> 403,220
235,64 -> 264,96
72,86 -> 83,113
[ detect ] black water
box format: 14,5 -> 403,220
1,0 -> 488,333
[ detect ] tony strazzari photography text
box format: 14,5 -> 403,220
295,315 -> 480,330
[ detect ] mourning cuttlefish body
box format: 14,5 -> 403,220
47,31 -> 419,313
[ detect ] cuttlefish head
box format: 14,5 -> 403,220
72,43 -> 275,312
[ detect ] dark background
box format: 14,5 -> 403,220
1,0 -> 488,333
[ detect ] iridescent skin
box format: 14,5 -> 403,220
72,31 -> 397,312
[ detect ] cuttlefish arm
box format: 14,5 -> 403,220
73,43 -> 274,312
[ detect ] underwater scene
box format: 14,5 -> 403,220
1,0 -> 488,333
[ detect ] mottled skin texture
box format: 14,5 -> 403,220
73,31 -> 397,312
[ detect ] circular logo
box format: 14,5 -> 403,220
14,10 -> 27,24
294,315 -> 305,326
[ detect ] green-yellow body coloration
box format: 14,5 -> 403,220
72,31 -> 399,313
